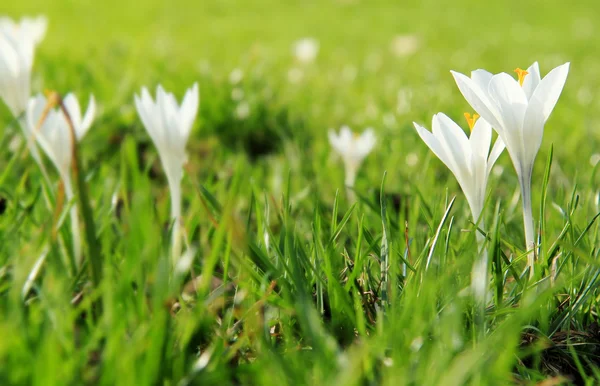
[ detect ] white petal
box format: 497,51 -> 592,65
356,128 -> 376,157
488,73 -> 528,134
433,113 -> 471,173
451,70 -> 504,132
179,83 -> 199,142
328,129 -> 343,155
415,118 -> 463,182
469,117 -> 492,163
78,95 -> 96,139
471,69 -> 493,90
413,121 -> 450,168
526,62 -> 570,124
486,137 -> 505,176
521,62 -> 540,100
62,93 -> 82,133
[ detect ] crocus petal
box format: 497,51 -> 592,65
471,69 -> 493,90
469,117 -> 492,162
451,70 -> 504,132
62,93 -> 82,131
179,83 -> 199,141
328,129 -> 344,155
488,72 -> 528,134
521,62 -> 541,100
415,119 -> 464,183
356,128 -> 376,157
413,122 -> 450,168
486,137 -> 505,176
433,113 -> 471,173
526,62 -> 570,124
79,95 -> 96,138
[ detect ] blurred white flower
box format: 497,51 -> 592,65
328,126 -> 376,190
390,34 -> 420,57
405,152 -> 419,167
134,83 -> 199,262
492,164 -> 504,177
0,15 -> 47,45
452,61 -> 569,272
364,53 -> 382,73
231,87 -> 244,101
235,101 -> 250,120
396,88 -> 412,115
0,28 -> 36,116
229,68 -> 244,84
293,38 -> 319,63
27,92 -> 96,267
382,112 -> 396,128
0,16 -> 48,178
342,65 -> 357,82
590,153 -> 600,167
287,67 -> 304,84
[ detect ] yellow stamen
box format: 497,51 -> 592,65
514,68 -> 529,86
464,112 -> 480,132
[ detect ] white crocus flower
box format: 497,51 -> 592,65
451,62 -> 570,274
134,83 -> 199,263
414,112 -> 504,301
0,16 -> 48,179
27,92 -> 96,267
328,126 -> 376,200
0,16 -> 47,45
293,38 -> 319,64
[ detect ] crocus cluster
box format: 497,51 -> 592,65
412,62 -> 569,287
0,16 -> 201,267
0,16 -> 97,267
0,14 -> 574,297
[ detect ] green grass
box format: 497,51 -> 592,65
2,0 -> 600,384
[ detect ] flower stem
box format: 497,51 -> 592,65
344,163 -> 357,203
472,221 -> 488,339
519,168 -> 535,277
168,173 -> 183,265
18,116 -> 52,188
63,178 -> 82,269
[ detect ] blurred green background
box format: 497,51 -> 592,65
4,0 -> 598,237
3,0 -> 598,163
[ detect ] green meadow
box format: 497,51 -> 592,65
1,0 -> 600,384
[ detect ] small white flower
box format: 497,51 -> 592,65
413,113 -> 504,223
405,152 -> 419,167
235,101 -> 250,120
390,34 -> 420,57
328,126 -> 376,188
27,92 -> 96,267
293,38 -> 319,63
27,93 -> 96,186
229,68 -> 243,85
590,153 -> 600,167
231,87 -> 244,101
287,67 -> 304,84
134,83 -> 199,261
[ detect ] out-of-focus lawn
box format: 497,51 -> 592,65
4,0 -> 598,167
